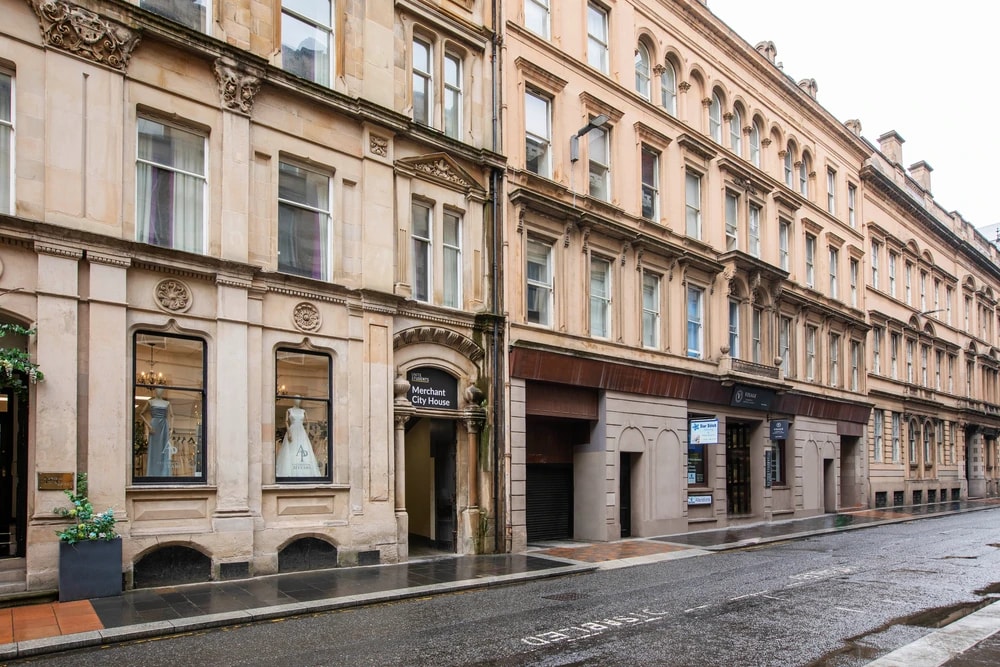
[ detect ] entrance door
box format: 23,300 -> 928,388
404,418 -> 457,553
0,389 -> 25,558
726,424 -> 751,516
431,420 -> 456,551
619,453 -> 632,538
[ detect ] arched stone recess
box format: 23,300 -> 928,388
131,541 -> 212,588
656,429 -> 683,519
277,534 -> 339,573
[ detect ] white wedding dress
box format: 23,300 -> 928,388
276,407 -> 321,477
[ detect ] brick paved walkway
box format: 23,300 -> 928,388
0,600 -> 103,643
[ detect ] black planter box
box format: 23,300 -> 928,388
58,538 -> 123,602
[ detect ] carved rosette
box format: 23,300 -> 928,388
155,279 -> 192,312
292,302 -> 321,332
28,0 -> 141,71
213,58 -> 261,114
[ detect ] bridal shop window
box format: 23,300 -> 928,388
133,332 -> 206,483
275,348 -> 331,482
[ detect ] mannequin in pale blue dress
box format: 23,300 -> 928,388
276,398 -> 321,477
142,387 -> 175,476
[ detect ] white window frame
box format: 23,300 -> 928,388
826,167 -> 837,214
850,340 -> 860,391
728,298 -> 740,359
640,146 -> 659,221
805,234 -> 816,288
442,209 -> 462,308
829,247 -> 839,299
871,241 -> 880,290
526,238 -> 553,326
642,272 -> 660,349
872,327 -> 882,375
749,204 -> 761,258
751,307 -> 763,364
635,42 -> 651,101
805,325 -> 817,381
687,286 -> 705,359
412,35 -> 433,126
783,147 -> 794,187
725,191 -> 739,251
524,90 -> 552,177
524,0 -> 550,39
660,61 -> 677,115
729,107 -> 742,155
144,0 -> 212,33
888,251 -> 897,297
588,124 -> 610,201
779,316 -> 792,377
874,410 -> 884,463
850,258 -> 859,307
277,159 -> 332,281
749,120 -> 761,167
411,200 -> 433,302
890,332 -> 899,379
685,171 -> 702,239
443,51 -> 463,140
589,256 -> 612,338
709,92 -> 722,142
891,412 -> 901,463
829,332 -> 840,387
779,219 -> 790,271
586,3 -> 609,74
0,71 -> 11,215
848,183 -> 857,228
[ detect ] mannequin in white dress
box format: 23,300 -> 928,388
276,398 -> 321,477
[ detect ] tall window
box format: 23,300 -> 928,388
891,412 -> 901,463
725,192 -> 739,251
411,201 -> 432,301
826,167 -> 837,214
798,157 -> 808,196
642,272 -> 660,348
779,219 -> 790,271
829,247 -> 839,299
525,0 -> 550,39
848,184 -> 857,228
729,108 -> 742,155
443,211 -> 462,308
661,61 -> 677,115
805,325 -> 817,380
905,339 -> 914,383
888,252 -> 897,297
278,161 -> 331,280
708,92 -> 722,142
136,118 -> 206,254
749,204 -> 761,258
526,239 -> 553,325
443,52 -> 463,139
133,332 -> 206,482
946,286 -> 953,324
805,234 -> 816,288
685,172 -> 702,239
641,146 -> 659,221
635,43 -> 651,100
281,0 -> 332,86
749,120 -> 761,167
588,125 -> 610,200
779,316 -> 792,376
871,241 -> 880,290
949,353 -> 956,393
412,36 -> 432,126
873,410 -> 884,463
586,3 -> 609,74
829,333 -> 840,387
919,270 -> 927,311
751,307 -> 763,364
920,345 -> 929,386
589,257 -> 611,338
935,350 -> 943,390
890,332 -> 899,379
728,299 -> 740,358
687,286 -> 704,359
850,340 -> 860,391
908,421 -> 917,463
275,348 -> 332,482
872,327 -> 882,375
525,91 -> 551,177
849,258 -> 859,307
143,0 -> 210,32
0,72 -> 11,214
904,261 -> 912,305
783,148 -> 793,187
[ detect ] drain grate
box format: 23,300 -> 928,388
542,592 -> 589,601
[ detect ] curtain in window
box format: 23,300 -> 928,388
278,163 -> 329,280
137,120 -> 205,253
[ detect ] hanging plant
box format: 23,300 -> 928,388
0,322 -> 44,398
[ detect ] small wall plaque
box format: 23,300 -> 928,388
38,472 -> 74,491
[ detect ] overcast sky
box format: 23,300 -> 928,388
706,0 -> 998,230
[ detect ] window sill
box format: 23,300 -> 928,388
262,483 -> 350,491
126,484 -> 216,493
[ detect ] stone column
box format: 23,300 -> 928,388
392,373 -> 414,561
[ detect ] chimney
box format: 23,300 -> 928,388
845,119 -> 862,136
878,131 -> 905,165
908,161 -> 933,192
798,78 -> 818,99
755,41 -> 777,64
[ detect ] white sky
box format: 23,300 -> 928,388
706,0 -> 999,229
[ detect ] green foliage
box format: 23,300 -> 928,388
0,323 -> 43,398
54,473 -> 119,544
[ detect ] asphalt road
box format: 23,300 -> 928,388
14,508 -> 1000,666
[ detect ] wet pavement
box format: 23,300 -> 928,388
2,498 -> 999,663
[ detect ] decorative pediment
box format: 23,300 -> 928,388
395,153 -> 485,198
28,0 -> 141,71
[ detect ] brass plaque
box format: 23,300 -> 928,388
37,472 -> 74,491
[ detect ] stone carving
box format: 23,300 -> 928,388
370,135 -> 389,157
393,326 -> 484,363
213,58 -> 261,114
678,81 -> 691,93
414,158 -> 470,188
155,279 -> 192,312
28,0 -> 141,71
293,302 -> 321,332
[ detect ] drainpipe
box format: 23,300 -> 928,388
489,0 -> 505,554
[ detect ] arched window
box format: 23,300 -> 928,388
908,420 -> 918,463
635,43 -> 651,101
799,153 -> 810,196
661,61 -> 677,115
709,92 -> 722,142
730,107 -> 743,155
749,120 -> 761,167
784,142 -> 795,187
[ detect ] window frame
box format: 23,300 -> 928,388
411,35 -> 433,126
0,71 -> 11,215
728,298 -> 741,359
829,246 -> 839,299
587,124 -> 611,201
778,219 -> 790,271
524,89 -> 552,177
749,120 -> 761,167
640,145 -> 659,221
805,325 -> 817,381
411,199 -> 433,302
586,3 -> 609,74
274,347 -> 333,484
847,183 -> 857,228
805,233 -> 816,288
729,107 -> 742,155
641,271 -> 660,349
687,285 -> 705,359
589,255 -> 612,338
826,167 -> 837,214
442,209 -> 463,309
660,61 -> 677,115
443,50 -> 463,140
277,159 -> 333,281
524,0 -> 550,39
526,238 -> 554,326
143,0 -> 212,34
708,92 -> 722,142
635,42 -> 651,101
685,171 -> 702,239
874,410 -> 884,463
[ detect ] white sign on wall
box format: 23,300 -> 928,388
689,419 -> 719,445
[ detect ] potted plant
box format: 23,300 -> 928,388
54,473 -> 122,601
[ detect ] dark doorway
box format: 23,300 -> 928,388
727,423 -> 751,516
619,453 -> 632,538
405,418 -> 457,554
431,420 -> 456,551
0,389 -> 25,558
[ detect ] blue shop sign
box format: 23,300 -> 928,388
730,384 -> 775,410
769,419 -> 789,440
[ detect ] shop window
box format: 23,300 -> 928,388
275,348 -> 332,482
133,332 -> 206,482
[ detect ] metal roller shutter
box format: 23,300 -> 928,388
526,464 -> 573,541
